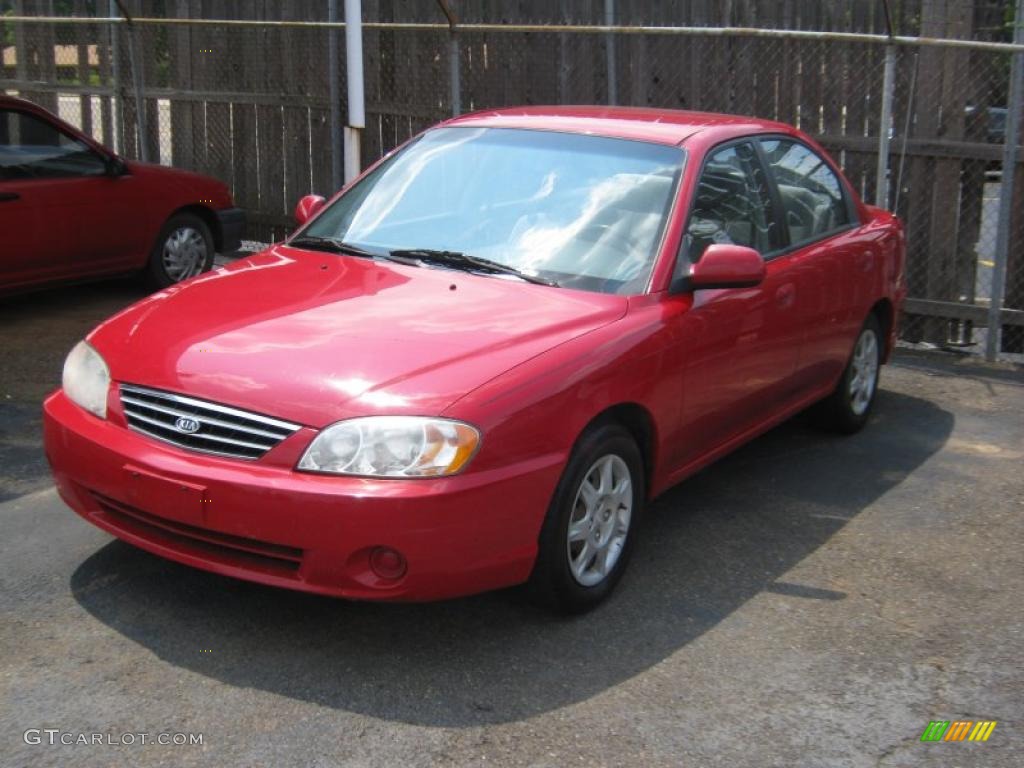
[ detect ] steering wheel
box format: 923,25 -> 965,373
459,215 -> 504,247
575,222 -> 637,256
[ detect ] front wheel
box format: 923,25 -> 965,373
146,213 -> 215,289
529,422 -> 644,614
818,314 -> 882,433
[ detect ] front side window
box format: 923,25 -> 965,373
685,141 -> 777,263
302,127 -> 685,294
758,138 -> 851,245
0,109 -> 106,180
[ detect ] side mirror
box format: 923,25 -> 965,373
103,155 -> 127,177
294,194 -> 326,226
672,243 -> 765,293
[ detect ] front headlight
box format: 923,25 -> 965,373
62,340 -> 110,419
297,416 -> 480,477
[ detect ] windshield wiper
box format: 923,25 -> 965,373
288,235 -> 376,258
389,248 -> 558,287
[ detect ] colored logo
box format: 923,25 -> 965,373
920,720 -> 997,742
174,417 -> 201,434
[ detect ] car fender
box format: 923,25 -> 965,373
443,294 -> 684,499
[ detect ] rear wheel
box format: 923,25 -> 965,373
819,313 -> 882,433
529,422 -> 644,614
146,213 -> 214,289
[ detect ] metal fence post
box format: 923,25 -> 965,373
986,0 -> 1024,361
328,0 -> 342,192
108,0 -> 124,154
605,0 -> 617,105
113,0 -> 148,162
875,44 -> 897,209
557,0 -> 570,103
124,23 -> 148,162
436,1 -> 460,116
343,0 -> 365,185
875,0 -> 897,210
449,33 -> 461,116
13,1 -> 27,86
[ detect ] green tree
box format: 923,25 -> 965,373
1,8 -> 14,49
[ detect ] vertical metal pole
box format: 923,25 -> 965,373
986,0 -> 1024,361
109,1 -> 124,154
558,0 -> 570,103
13,1 -> 27,84
113,1 -> 148,162
604,0 -> 617,105
449,33 -> 461,116
343,0 -> 365,185
436,2 -> 460,116
328,0 -> 342,191
875,44 -> 897,209
124,23 -> 149,162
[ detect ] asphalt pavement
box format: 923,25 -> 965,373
1,280 -> 1022,767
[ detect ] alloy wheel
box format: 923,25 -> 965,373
566,454 -> 633,587
848,327 -> 879,416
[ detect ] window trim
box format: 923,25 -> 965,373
753,133 -> 861,260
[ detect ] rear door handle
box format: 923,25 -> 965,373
0,192 -> 20,202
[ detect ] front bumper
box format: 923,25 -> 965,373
214,207 -> 246,253
43,390 -> 563,601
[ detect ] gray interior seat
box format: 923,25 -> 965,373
777,183 -> 834,242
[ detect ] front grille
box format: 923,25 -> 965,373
119,383 -> 301,460
91,491 -> 304,575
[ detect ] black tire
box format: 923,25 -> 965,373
146,213 -> 215,289
818,313 -> 883,434
528,421 -> 645,614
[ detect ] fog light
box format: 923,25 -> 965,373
369,546 -> 407,580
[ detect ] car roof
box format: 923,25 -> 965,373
2,96 -> 794,148
439,105 -> 798,147
0,95 -> 59,120
0,94 -> 42,110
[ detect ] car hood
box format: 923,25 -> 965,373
88,246 -> 627,427
124,161 -> 233,207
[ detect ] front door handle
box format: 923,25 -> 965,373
0,192 -> 20,203
775,282 -> 796,309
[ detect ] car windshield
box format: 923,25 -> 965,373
301,127 -> 685,294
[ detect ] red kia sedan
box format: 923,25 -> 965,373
0,95 -> 244,293
43,107 -> 905,613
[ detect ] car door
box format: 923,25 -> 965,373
0,106 -> 141,289
668,139 -> 807,470
756,136 -> 862,393
0,107 -> 72,287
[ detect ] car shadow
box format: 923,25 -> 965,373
69,389 -> 953,727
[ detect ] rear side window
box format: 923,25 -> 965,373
685,141 -> 777,263
0,109 -> 106,180
758,138 -> 850,245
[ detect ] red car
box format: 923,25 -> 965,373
43,107 -> 905,613
0,95 -> 244,293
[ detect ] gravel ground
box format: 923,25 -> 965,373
1,280 -> 1022,767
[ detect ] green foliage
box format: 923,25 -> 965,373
1,9 -> 14,49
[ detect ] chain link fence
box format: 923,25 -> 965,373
1,2 -> 1023,359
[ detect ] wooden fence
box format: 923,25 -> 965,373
2,0 -> 1023,350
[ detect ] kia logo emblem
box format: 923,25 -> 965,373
174,417 -> 201,434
